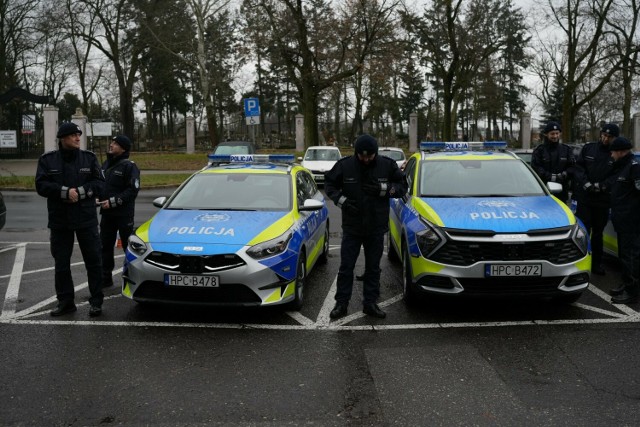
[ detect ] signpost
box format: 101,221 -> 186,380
0,130 -> 17,148
244,98 -> 260,125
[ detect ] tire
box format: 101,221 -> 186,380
318,225 -> 329,264
288,255 -> 306,310
387,231 -> 400,262
402,243 -> 418,304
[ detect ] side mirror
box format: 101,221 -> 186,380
547,182 -> 563,193
299,198 -> 324,211
153,196 -> 167,208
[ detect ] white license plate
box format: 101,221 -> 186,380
164,274 -> 219,287
486,264 -> 542,277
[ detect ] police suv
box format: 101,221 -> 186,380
388,141 -> 591,304
123,154 -> 329,309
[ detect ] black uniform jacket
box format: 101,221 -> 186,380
531,140 -> 575,181
325,154 -> 407,236
573,141 -> 614,206
610,152 -> 640,234
100,152 -> 140,218
36,148 -> 105,229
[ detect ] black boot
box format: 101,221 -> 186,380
611,289 -> 639,304
609,283 -> 626,296
362,303 -> 386,318
330,303 -> 348,319
50,301 -> 77,317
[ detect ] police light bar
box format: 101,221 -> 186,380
207,154 -> 296,164
420,141 -> 507,151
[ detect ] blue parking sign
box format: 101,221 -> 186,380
244,98 -> 260,117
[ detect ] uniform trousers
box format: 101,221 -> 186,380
100,215 -> 134,283
575,203 -> 610,266
50,226 -> 103,306
335,231 -> 384,305
616,231 -> 640,295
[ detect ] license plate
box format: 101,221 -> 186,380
485,264 -> 542,277
164,274 -> 219,287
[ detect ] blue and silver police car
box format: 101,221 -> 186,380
122,154 -> 330,310
389,142 -> 591,304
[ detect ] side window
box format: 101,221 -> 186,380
300,171 -> 318,200
296,173 -> 307,206
404,158 -> 417,195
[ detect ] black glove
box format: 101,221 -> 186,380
552,171 -> 567,183
342,199 -> 360,216
362,181 -> 382,196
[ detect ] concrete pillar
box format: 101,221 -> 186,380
186,116 -> 195,154
295,114 -> 304,152
520,112 -> 532,149
633,113 -> 640,149
409,112 -> 418,153
43,106 -> 59,152
71,108 -> 88,150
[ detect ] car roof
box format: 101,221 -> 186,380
306,145 -> 340,150
379,147 -> 403,152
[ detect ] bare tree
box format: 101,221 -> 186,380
243,0 -> 398,147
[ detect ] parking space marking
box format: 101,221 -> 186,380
1,243 -> 26,318
1,242 -> 639,329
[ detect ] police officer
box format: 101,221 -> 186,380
325,134 -> 408,319
36,122 -> 105,317
98,135 -> 140,288
573,123 -> 618,275
531,121 -> 576,203
608,136 -> 640,304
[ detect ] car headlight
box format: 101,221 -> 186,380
128,235 -> 148,256
416,219 -> 444,258
572,222 -> 589,255
246,230 -> 293,259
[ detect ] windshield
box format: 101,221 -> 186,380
167,173 -> 291,211
419,159 -> 546,197
304,149 -> 341,161
380,150 -> 405,161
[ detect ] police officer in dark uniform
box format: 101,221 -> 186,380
36,122 -> 105,317
573,123 -> 618,275
325,134 -> 408,319
531,121 -> 575,203
608,136 -> 640,304
98,135 -> 140,288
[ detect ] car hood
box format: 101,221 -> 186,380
302,160 -> 337,172
420,196 -> 573,232
144,209 -> 288,253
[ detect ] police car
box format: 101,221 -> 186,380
123,154 -> 330,309
388,141 -> 591,304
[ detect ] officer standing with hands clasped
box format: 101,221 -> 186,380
531,121 -> 575,203
608,136 -> 640,304
325,134 -> 408,319
36,122 -> 105,317
573,123 -> 618,275
98,135 -> 140,288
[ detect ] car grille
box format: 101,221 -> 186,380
431,240 -> 583,266
456,277 -> 564,296
134,281 -> 262,305
145,252 -> 245,273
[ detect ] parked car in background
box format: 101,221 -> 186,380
510,148 -> 534,165
298,146 -> 342,185
378,147 -> 406,168
211,141 -> 256,155
0,191 -> 5,230
389,141 -> 591,305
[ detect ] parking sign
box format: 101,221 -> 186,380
244,98 -> 260,117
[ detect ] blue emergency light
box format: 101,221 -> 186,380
207,153 -> 296,164
420,141 -> 507,151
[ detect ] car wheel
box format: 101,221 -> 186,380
319,225 -> 329,264
387,231 -> 399,262
289,255 -> 306,310
402,243 -> 417,304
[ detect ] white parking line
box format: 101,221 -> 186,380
0,243 -> 26,318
